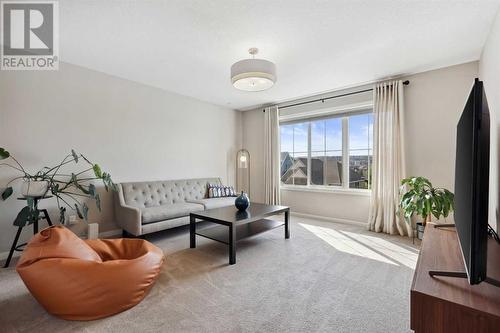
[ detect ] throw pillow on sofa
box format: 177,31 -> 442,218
208,183 -> 236,198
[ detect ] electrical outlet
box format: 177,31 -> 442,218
68,215 -> 78,225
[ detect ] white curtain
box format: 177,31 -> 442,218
264,105 -> 281,205
368,80 -> 411,236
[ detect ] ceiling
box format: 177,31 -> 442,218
60,1 -> 500,110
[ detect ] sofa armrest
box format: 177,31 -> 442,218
113,184 -> 142,236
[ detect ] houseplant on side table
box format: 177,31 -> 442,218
0,147 -> 116,226
399,176 -> 454,240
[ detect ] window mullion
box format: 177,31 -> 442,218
323,120 -> 327,186
307,122 -> 312,186
292,126 -> 295,185
342,117 -> 349,189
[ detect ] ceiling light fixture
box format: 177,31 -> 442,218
231,48 -> 276,92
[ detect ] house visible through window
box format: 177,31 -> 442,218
280,111 -> 373,190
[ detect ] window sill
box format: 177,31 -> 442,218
280,185 -> 371,196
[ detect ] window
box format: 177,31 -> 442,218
280,111 -> 373,190
310,118 -> 342,186
348,113 -> 373,189
280,123 -> 308,185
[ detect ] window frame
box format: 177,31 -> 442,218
280,106 -> 373,193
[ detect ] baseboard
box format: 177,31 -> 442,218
290,212 -> 367,227
99,229 -> 122,238
0,250 -> 19,262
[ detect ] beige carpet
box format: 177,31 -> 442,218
0,215 -> 419,333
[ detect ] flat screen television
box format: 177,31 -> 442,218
454,78 -> 490,285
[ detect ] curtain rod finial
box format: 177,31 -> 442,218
403,80 -> 410,85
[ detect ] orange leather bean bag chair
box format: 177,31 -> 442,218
16,226 -> 164,320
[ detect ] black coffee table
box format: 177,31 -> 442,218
190,203 -> 290,265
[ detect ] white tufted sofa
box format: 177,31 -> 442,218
113,178 -> 236,236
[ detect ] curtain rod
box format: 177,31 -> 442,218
264,80 -> 410,112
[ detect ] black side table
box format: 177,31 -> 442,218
3,196 -> 53,268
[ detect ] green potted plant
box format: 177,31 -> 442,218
399,176 -> 454,240
0,147 -> 116,225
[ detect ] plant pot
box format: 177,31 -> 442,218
416,222 -> 425,240
21,180 -> 49,197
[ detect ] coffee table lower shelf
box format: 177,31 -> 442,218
195,218 -> 284,245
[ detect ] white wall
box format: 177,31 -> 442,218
404,61 -> 478,191
242,62 -> 478,224
0,62 -> 242,254
480,9 -> 500,231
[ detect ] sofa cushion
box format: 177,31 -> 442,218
187,197 -> 236,210
141,202 -> 204,224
